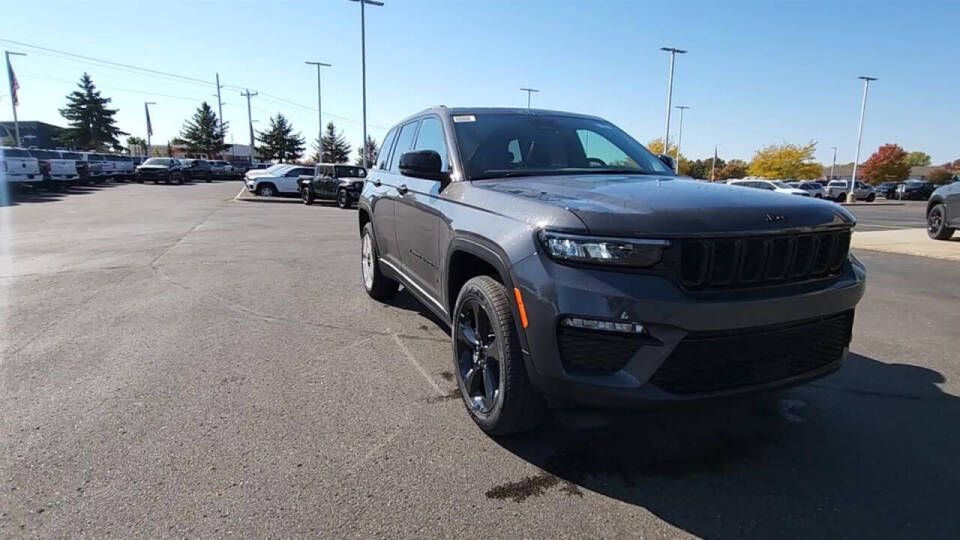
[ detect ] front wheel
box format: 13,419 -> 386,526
301,186 -> 314,205
927,204 -> 955,240
337,189 -> 351,209
257,184 -> 276,197
453,276 -> 545,435
361,222 -> 399,299
866,193 -> 876,202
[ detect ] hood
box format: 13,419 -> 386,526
474,175 -> 854,236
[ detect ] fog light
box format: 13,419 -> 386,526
561,317 -> 645,334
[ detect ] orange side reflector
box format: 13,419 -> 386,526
513,287 -> 529,328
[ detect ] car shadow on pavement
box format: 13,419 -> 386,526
490,353 -> 959,538
1,182 -> 123,206
381,288 -> 450,331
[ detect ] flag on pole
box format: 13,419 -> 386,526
145,103 -> 153,137
7,60 -> 19,106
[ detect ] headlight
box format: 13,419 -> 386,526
539,231 -> 668,268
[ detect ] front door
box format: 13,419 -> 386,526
394,115 -> 450,303
371,120 -> 419,269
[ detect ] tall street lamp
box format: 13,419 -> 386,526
830,146 -> 837,180
520,87 -> 539,108
848,76 -> 877,203
305,61 -> 331,152
349,0 -> 384,169
673,105 -> 689,173
660,47 -> 686,153
5,50 -> 26,146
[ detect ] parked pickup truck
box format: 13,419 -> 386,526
299,163 -> 367,208
1,147 -> 41,185
824,180 -> 875,202
81,153 -> 108,181
28,148 -> 80,188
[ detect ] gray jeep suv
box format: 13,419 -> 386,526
359,107 -> 866,435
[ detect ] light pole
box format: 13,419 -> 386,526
673,105 -> 689,173
711,144 -> 719,182
660,47 -> 686,153
144,102 -> 156,156
349,0 -> 384,169
848,76 -> 876,203
520,88 -> 539,108
215,73 -> 225,141
305,61 -> 331,153
830,146 -> 837,180
5,50 -> 26,146
241,89 -> 258,163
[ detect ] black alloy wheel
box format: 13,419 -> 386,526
927,204 -> 955,240
456,297 -> 502,414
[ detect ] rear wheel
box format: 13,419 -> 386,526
337,189 -> 350,209
453,276 -> 545,435
866,193 -> 876,202
927,204 -> 955,240
361,223 -> 399,299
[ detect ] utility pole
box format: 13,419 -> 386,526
349,0 -> 384,169
848,76 -> 876,203
5,50 -> 26,146
520,88 -> 539,109
660,47 -> 686,153
305,61 -> 331,154
830,146 -> 837,180
673,105 -> 689,173
144,102 -> 156,157
215,73 -> 225,141
241,89 -> 258,164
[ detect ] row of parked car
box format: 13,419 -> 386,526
0,146 -> 249,189
727,177 -> 950,203
243,162 -> 368,208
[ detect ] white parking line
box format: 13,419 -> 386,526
234,184 -> 246,200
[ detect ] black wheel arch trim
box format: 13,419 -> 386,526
445,235 -> 531,353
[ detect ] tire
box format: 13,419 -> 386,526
866,193 -> 876,202
814,193 -> 822,198
452,276 -> 545,435
361,222 -> 399,299
301,186 -> 314,205
927,203 -> 955,240
337,189 -> 351,209
257,183 -> 276,197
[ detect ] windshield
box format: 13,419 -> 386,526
336,165 -> 366,178
265,164 -> 289,173
143,158 -> 171,166
828,181 -> 847,187
452,113 -> 674,180
61,152 -> 81,160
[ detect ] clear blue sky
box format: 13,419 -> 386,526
1,0 -> 957,165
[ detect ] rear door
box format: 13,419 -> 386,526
370,120 -> 419,268
394,115 -> 450,300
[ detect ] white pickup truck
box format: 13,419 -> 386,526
28,149 -> 80,187
1,147 -> 41,185
106,154 -> 135,181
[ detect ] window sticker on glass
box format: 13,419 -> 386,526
453,115 -> 476,123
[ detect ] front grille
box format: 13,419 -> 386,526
651,311 -> 853,394
677,229 -> 851,290
558,327 -> 644,373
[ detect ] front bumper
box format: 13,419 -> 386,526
511,250 -> 866,408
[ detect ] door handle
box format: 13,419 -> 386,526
398,184 -> 409,195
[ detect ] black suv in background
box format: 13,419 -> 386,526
135,157 -> 185,184
359,107 -> 866,435
181,159 -> 214,182
299,163 -> 367,208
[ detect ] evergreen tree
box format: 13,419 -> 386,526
256,114 -> 305,162
58,73 -> 128,151
355,135 -> 379,167
179,101 -> 229,157
316,122 -> 351,163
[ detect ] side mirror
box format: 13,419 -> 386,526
399,150 -> 445,181
657,153 -> 676,171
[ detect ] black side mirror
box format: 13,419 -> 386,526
657,153 -> 676,171
399,150 -> 445,181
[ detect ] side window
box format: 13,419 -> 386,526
388,121 -> 419,172
507,139 -> 522,163
412,116 -> 449,171
377,127 -> 399,170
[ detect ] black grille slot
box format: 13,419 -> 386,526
677,229 -> 851,290
558,327 -> 643,373
651,311 -> 854,394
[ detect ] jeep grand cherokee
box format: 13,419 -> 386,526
358,107 -> 866,435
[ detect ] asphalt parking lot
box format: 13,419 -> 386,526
2,182 -> 959,537
845,201 -> 928,231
